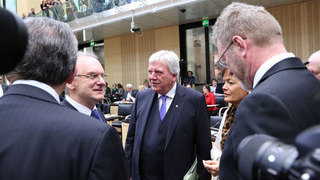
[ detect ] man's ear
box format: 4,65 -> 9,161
66,67 -> 77,84
232,36 -> 248,58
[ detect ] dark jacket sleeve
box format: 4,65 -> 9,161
124,93 -> 139,176
195,95 -> 212,180
89,126 -> 130,180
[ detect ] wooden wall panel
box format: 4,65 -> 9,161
154,25 -> 180,57
268,0 -> 320,61
104,36 -> 123,86
104,25 -> 179,89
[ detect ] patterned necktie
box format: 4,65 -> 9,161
91,109 -> 103,122
159,95 -> 167,121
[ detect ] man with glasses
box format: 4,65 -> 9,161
212,2 -> 320,180
307,50 -> 320,81
62,51 -> 107,122
0,18 -> 128,180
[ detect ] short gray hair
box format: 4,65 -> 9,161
126,83 -> 132,88
149,50 -> 180,75
77,51 -> 98,60
212,2 -> 283,48
15,17 -> 78,86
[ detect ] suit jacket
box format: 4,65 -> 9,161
219,57 -> 320,180
61,98 -> 107,122
0,84 -> 129,180
125,83 -> 211,180
123,90 -> 138,100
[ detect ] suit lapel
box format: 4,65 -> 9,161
256,57 -> 306,87
136,90 -> 157,150
164,84 -> 186,150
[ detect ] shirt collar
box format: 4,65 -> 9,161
65,95 -> 94,116
13,80 -> 60,103
158,82 -> 176,99
253,52 -> 295,88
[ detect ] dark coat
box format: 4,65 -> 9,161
0,84 -> 129,180
125,83 -> 212,180
219,57 -> 320,180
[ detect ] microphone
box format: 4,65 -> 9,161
0,8 -> 28,74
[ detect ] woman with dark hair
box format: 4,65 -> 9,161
202,84 -> 217,116
203,69 -> 248,179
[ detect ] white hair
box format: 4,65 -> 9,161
149,50 -> 180,75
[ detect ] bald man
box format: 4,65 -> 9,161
61,51 -> 107,122
307,50 -> 320,81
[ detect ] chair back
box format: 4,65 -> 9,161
118,104 -> 133,116
101,103 -> 110,114
210,116 -> 222,128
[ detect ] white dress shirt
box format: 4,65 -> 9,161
158,82 -> 176,113
13,80 -> 60,103
253,52 -> 295,88
65,95 -> 98,116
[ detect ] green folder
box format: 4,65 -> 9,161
183,157 -> 198,180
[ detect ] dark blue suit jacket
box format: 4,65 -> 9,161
219,57 -> 320,180
61,98 -> 107,122
125,83 -> 211,180
0,84 -> 129,180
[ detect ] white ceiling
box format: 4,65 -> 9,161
72,0 -> 306,44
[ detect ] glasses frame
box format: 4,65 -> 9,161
216,41 -> 233,68
75,73 -> 107,80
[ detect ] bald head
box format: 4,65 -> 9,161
308,50 -> 320,81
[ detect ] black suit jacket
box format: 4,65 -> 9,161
125,83 -> 211,180
219,57 -> 320,180
0,84 -> 129,180
61,98 -> 107,122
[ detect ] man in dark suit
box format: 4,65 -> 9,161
212,2 -> 320,179
123,83 -> 138,102
61,51 -> 107,122
0,17 -> 129,180
125,50 -> 211,180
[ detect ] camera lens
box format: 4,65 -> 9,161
237,134 -> 298,180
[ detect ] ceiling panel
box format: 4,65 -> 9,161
73,0 -> 306,44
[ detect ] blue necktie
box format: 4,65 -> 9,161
159,95 -> 167,121
91,109 -> 103,122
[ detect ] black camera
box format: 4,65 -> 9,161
237,125 -> 320,180
0,7 -> 28,74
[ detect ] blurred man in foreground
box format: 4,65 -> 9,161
0,17 -> 129,180
212,2 -> 320,179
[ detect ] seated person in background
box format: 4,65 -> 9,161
116,83 -> 124,98
210,78 -> 217,93
112,83 -> 118,94
203,68 -> 248,179
143,79 -> 151,88
104,81 -> 111,97
202,84 -> 217,116
123,83 -> 137,102
183,70 -> 195,87
61,51 -> 107,122
137,84 -> 146,91
307,50 -> 320,81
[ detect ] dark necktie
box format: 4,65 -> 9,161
91,109 -> 103,122
159,95 -> 167,121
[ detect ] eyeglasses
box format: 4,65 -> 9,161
216,41 -> 233,68
75,73 -> 107,80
